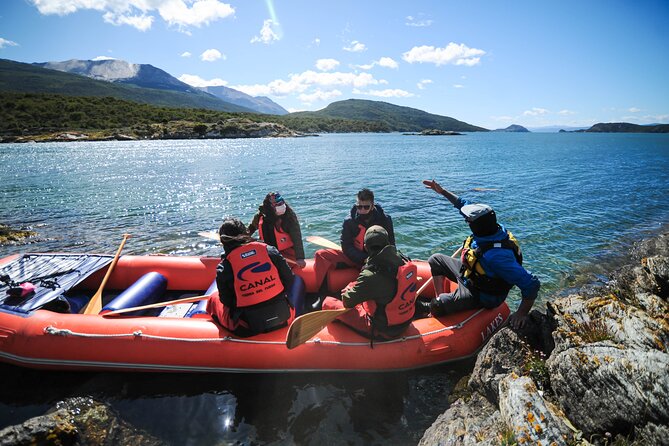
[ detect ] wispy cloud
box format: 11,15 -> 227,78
453,84 -> 464,89
405,15 -> 433,27
417,79 -> 432,90
316,58 -> 340,72
28,0 -> 234,32
251,19 -> 281,44
523,107 -> 550,116
0,37 -> 19,48
232,70 -> 382,97
299,89 -> 342,104
200,48 -> 224,62
353,88 -> 414,98
343,40 -> 367,52
356,57 -> 399,70
403,42 -> 485,66
558,109 -> 576,116
180,51 -> 192,58
92,56 -> 116,61
628,107 -> 641,113
179,74 -> 228,87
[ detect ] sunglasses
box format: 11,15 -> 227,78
356,204 -> 371,210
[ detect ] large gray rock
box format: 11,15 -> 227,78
498,374 -> 575,445
418,392 -> 505,446
0,408 -> 77,445
547,345 -> 669,440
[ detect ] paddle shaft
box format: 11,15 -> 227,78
82,233 -> 131,315
103,294 -> 210,317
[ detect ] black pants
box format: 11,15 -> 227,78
427,253 -> 482,315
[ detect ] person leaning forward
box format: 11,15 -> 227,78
321,225 -> 417,339
206,217 -> 295,337
312,188 -> 395,292
422,179 -> 540,329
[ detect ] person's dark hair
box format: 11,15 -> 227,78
219,217 -> 255,248
357,188 -> 374,203
260,192 -> 299,232
468,211 -> 499,237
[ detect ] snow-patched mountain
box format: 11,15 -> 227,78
35,59 -> 287,115
198,85 -> 288,115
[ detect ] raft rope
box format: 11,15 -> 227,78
42,309 -> 486,347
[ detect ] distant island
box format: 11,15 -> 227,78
570,122 -> 669,133
493,124 -> 530,132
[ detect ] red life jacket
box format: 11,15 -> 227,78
258,216 -> 295,253
362,262 -> 418,327
352,224 -> 366,251
227,241 -> 285,307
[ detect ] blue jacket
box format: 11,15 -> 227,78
455,198 -> 540,306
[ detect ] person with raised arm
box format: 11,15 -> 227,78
422,179 -> 540,329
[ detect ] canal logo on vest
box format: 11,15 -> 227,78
237,261 -> 272,281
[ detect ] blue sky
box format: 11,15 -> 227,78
1,0 -> 668,129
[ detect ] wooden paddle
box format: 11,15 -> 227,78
306,235 -> 341,250
82,233 -> 131,315
102,294 -> 209,317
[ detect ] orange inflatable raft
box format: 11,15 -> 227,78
0,253 -> 509,373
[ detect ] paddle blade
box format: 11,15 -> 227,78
306,236 -> 341,250
286,308 -> 350,349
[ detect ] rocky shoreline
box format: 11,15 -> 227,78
420,231 -> 669,445
1,232 -> 668,445
0,118 -> 311,143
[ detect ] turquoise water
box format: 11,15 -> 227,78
1,133 -> 668,444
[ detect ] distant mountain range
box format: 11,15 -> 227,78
577,122 -> 669,133
289,99 -> 487,132
34,58 -> 288,115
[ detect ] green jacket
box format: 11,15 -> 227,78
342,244 -> 406,334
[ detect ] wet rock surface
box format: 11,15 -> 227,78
420,231 -> 669,446
0,397 -> 161,446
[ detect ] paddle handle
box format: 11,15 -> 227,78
82,233 -> 131,315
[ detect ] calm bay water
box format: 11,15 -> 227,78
1,132 -> 668,444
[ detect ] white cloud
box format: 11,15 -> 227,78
402,42 -> 485,66
102,11 -> 153,31
179,74 -> 228,87
180,51 -> 192,58
251,19 -> 280,44
233,70 -> 381,97
299,89 -> 343,104
558,109 -> 576,116
312,38 -> 321,46
316,58 -> 340,72
0,37 -> 19,48
200,48 -> 224,62
628,107 -> 641,113
417,79 -> 432,90
357,57 -> 398,70
92,56 -> 116,61
29,0 -> 234,31
343,40 -> 366,52
354,88 -> 414,98
523,107 -> 550,116
453,84 -> 464,89
405,15 -> 433,27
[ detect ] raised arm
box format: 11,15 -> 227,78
422,179 -> 460,206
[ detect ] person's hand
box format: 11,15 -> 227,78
508,311 -> 528,329
422,179 -> 445,195
295,259 -> 307,269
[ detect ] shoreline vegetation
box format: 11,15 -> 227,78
2,93 -> 668,143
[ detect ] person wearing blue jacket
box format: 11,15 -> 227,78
422,179 -> 540,329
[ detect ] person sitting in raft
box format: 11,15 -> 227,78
321,225 -> 417,339
422,179 -> 540,329
312,188 -> 395,292
247,192 -> 306,268
206,217 -> 295,337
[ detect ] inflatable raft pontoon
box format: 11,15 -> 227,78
0,253 -> 509,373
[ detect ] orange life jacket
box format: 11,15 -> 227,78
258,216 -> 295,253
362,262 -> 418,327
352,224 -> 366,251
227,241 -> 285,307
